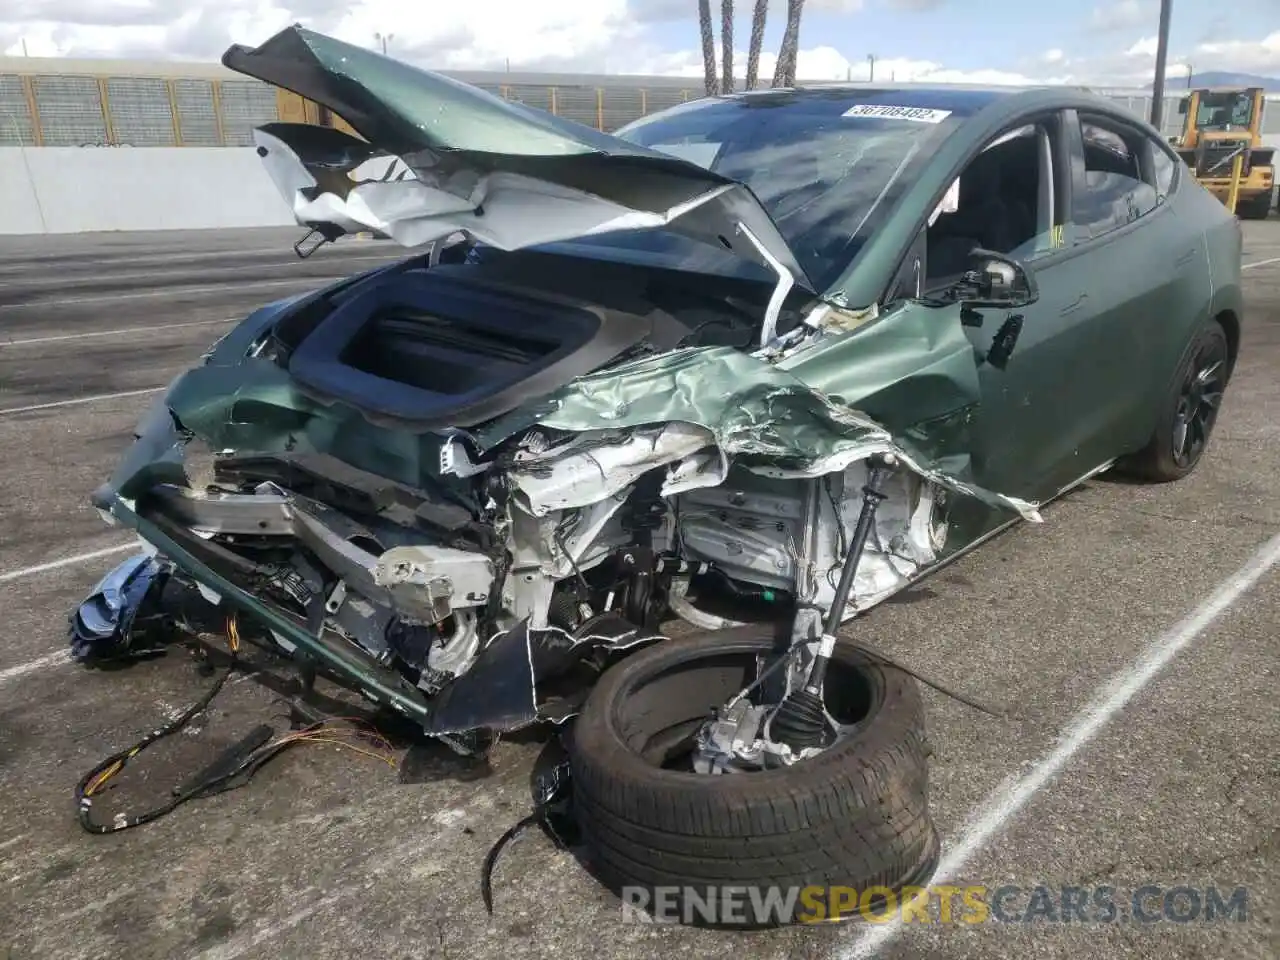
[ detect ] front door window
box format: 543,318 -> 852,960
924,121 -> 1062,287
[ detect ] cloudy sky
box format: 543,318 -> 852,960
1,0 -> 1278,87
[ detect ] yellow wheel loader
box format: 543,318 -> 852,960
1173,87 -> 1274,220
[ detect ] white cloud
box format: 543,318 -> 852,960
1,1 -> 1278,90
1089,0 -> 1153,33
1194,30 -> 1280,74
643,0 -> 866,17
641,44 -> 1058,86
1126,36 -> 1158,58
1021,29 -> 1277,90
1,0 -> 635,68
332,0 -> 632,71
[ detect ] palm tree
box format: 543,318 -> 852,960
721,0 -> 735,94
698,0 -> 719,95
772,0 -> 806,87
745,0 -> 768,90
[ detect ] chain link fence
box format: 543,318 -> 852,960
3,67 -> 1276,149
0,71 -> 700,147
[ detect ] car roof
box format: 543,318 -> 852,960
708,82 -> 1155,125
721,83 -> 1024,113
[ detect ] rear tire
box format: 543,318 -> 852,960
1123,319 -> 1230,482
568,627 -> 939,926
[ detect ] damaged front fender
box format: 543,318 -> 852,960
476,344 -> 1038,522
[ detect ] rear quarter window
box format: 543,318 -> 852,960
1152,143 -> 1178,201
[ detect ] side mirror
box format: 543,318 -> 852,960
953,248 -> 1039,308
1178,98 -> 1188,116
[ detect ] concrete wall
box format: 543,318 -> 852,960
3,136 -> 1278,237
0,147 -> 293,235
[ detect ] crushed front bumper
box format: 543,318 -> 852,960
102,489 -> 613,737
102,493 -> 439,723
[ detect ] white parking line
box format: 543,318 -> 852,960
0,651 -> 71,685
1,256 -> 1267,344
0,545 -> 135,685
1242,255 -> 1280,271
1,317 -> 235,347
191,896 -> 346,960
0,242 -> 396,274
0,543 -> 136,585
6,255 -> 397,291
841,528 -> 1280,960
187,796 -> 498,960
0,276 -> 341,310
0,388 -> 161,417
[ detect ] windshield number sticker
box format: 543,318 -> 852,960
842,104 -> 953,123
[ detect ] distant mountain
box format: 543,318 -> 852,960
1161,71 -> 1280,91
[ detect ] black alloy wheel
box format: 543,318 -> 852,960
1124,319 -> 1231,482
1170,337 -> 1227,469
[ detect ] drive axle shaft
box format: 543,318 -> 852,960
770,456 -> 893,752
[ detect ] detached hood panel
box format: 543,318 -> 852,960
224,26 -> 815,292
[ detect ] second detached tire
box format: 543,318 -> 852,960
568,626 -> 939,926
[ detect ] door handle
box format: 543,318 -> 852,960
1175,248 -> 1197,267
1059,293 -> 1088,316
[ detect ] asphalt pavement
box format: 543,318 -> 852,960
0,225 -> 1276,960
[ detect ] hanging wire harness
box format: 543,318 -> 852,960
75,614 -> 397,834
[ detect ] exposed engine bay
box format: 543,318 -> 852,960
128,434 -> 943,731
91,225 -> 1040,763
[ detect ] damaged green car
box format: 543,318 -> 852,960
87,26 -> 1243,919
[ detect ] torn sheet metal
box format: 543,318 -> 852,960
423,620 -> 660,735
256,125 -> 747,261
223,26 -> 815,293
108,357 -> 451,499
68,553 -> 170,662
110,331 -> 1033,526
775,294 -> 983,441
479,346 -> 1040,521
509,422 -> 727,516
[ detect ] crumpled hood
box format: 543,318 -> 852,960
222,26 -> 815,294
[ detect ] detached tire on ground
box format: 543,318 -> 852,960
568,627 -> 939,926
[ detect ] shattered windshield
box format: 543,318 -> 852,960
592,94 -> 963,289
1195,92 -> 1255,130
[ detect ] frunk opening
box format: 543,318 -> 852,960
339,307 -> 565,395
282,269 -> 628,427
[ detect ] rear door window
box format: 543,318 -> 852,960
1071,116 -> 1159,241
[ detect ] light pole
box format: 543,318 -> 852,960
1185,61 -> 1194,88
374,32 -> 394,55
1149,0 -> 1173,129
867,53 -> 876,82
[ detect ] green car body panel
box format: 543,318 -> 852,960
89,26 -> 1244,726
